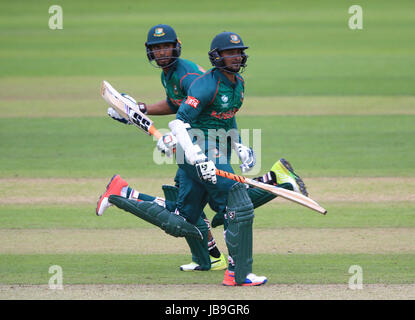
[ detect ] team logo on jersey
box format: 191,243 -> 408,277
173,84 -> 178,95
230,34 -> 240,44
221,95 -> 229,103
185,96 -> 200,108
154,28 -> 165,37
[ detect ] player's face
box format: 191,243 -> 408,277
151,43 -> 175,67
220,49 -> 243,72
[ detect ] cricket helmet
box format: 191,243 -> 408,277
208,31 -> 248,71
145,24 -> 182,64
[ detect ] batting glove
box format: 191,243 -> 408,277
234,142 -> 256,173
107,107 -> 129,125
156,132 -> 177,157
196,160 -> 217,184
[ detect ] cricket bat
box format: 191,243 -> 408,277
100,80 -> 162,139
100,80 -> 327,215
215,169 -> 327,215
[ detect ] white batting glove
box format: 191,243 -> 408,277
107,107 -> 130,125
107,93 -> 136,125
156,132 -> 177,157
234,142 -> 256,173
196,160 -> 217,184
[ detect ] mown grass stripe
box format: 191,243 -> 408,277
0,228 -> 414,255
1,253 -> 414,285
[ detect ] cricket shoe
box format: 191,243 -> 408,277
271,158 -> 308,196
222,270 -> 267,286
180,262 -> 201,271
210,253 -> 227,271
180,253 -> 227,271
96,174 -> 128,216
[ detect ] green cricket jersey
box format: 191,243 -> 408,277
176,68 -> 244,157
161,58 -> 205,113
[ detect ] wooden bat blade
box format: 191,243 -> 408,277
101,80 -> 128,118
101,80 -> 158,137
215,169 -> 327,215
245,178 -> 327,214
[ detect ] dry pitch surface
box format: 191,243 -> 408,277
2,284 -> 415,300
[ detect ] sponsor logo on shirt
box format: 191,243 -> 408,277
185,96 -> 200,108
211,108 -> 238,120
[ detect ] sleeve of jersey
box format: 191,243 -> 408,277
176,79 -> 213,124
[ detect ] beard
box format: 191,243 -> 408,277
224,62 -> 242,73
155,56 -> 174,67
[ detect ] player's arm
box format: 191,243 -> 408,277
146,100 -> 175,115
169,82 -> 218,183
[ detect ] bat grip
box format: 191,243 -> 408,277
215,169 -> 246,183
149,125 -> 162,139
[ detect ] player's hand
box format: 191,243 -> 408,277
196,160 -> 217,184
107,107 -> 130,124
156,132 -> 177,157
234,142 -> 256,173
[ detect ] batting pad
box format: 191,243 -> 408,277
225,183 -> 254,284
109,195 -> 203,240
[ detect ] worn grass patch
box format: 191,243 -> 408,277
1,284 -> 414,300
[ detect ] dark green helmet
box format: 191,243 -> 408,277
210,31 -> 248,52
145,24 -> 181,64
208,31 -> 248,72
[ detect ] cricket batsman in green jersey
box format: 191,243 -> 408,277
165,31 -> 270,285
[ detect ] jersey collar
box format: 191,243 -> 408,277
214,68 -> 241,88
163,58 -> 180,81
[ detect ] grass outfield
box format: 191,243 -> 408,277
1,0 -> 415,299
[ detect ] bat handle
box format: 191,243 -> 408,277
216,169 -> 246,183
149,125 -> 162,139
